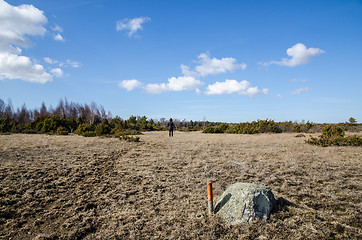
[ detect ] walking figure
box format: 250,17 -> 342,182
167,118 -> 176,137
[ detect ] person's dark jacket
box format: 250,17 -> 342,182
167,121 -> 175,130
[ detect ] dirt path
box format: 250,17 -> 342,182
0,132 -> 361,239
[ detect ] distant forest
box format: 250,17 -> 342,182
0,98 -> 360,137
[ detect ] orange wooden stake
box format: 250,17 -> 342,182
207,181 -> 214,215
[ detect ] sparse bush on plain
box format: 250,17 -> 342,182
321,125 -> 345,138
120,135 -> 140,142
112,129 -> 142,137
306,125 -> 362,147
349,117 -> 357,124
203,123 -> 229,134
221,119 -> 282,134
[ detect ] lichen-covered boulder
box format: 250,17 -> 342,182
214,182 -> 276,225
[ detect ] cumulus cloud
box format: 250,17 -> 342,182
145,76 -> 204,94
180,64 -> 198,77
205,79 -> 268,97
50,68 -> 63,77
262,43 -> 325,67
291,87 -> 311,95
196,53 -> 246,76
119,79 -> 143,91
182,53 -> 246,77
0,0 -> 53,83
0,0 -> 47,51
116,16 -> 151,37
0,52 -> 52,83
120,53 -> 268,97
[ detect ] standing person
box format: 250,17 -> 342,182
167,118 -> 176,137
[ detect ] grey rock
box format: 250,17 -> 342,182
214,182 -> 276,225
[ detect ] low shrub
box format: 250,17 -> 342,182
81,131 -> 97,137
306,125 -> 362,147
321,125 -> 345,138
224,119 -> 282,134
113,129 -> 142,137
120,135 -> 140,142
74,123 -> 96,137
186,126 -> 202,131
95,123 -> 111,136
56,126 -> 69,135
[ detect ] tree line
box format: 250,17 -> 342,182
0,99 -> 206,136
0,99 -> 159,136
0,99 -> 360,138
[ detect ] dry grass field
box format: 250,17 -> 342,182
0,132 -> 361,239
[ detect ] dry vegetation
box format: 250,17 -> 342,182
0,132 -> 361,239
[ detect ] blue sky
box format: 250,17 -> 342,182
1,0 -> 361,123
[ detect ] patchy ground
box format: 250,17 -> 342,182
0,132 -> 361,239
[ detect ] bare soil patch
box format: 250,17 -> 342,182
0,132 -> 361,239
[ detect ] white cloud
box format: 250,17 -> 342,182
291,87 -> 311,95
144,83 -> 168,94
205,79 -> 268,97
50,68 -> 63,77
66,59 -> 81,68
0,0 -> 47,51
116,16 -> 151,37
119,79 -> 143,91
0,0 -> 52,83
180,64 -> 198,77
263,43 -> 325,67
182,53 -> 246,77
53,33 -> 64,41
145,76 -> 204,94
52,24 -> 63,33
196,53 -> 247,76
0,52 -> 52,83
44,57 -> 58,64
44,57 -> 80,73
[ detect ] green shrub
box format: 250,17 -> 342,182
74,123 -> 96,137
217,123 -> 229,133
56,126 -> 69,135
112,129 -> 141,137
266,121 -> 282,133
306,125 -> 361,147
81,131 -> 97,137
349,117 -> 357,124
222,119 -> 282,134
186,126 -> 202,131
341,135 -> 362,146
203,126 -> 217,133
294,124 -> 302,133
0,114 -> 14,133
95,123 -> 111,136
120,135 -> 140,142
35,115 -> 70,134
321,125 -> 345,138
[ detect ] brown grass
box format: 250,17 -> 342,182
0,132 -> 361,239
